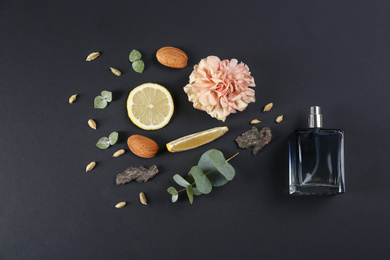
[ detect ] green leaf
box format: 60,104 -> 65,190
199,149 -> 235,182
108,132 -> 118,145
193,188 -> 202,196
129,49 -> 142,62
167,187 -> 178,203
96,137 -> 110,149
186,185 -> 194,204
216,162 -> 235,181
173,174 -> 190,187
167,187 -> 178,196
172,194 -> 178,203
94,96 -> 107,109
198,150 -> 228,187
190,166 -> 212,194
207,171 -> 229,187
132,60 -> 144,73
101,91 -> 112,102
186,174 -> 202,196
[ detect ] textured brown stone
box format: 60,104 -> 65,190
236,127 -> 272,156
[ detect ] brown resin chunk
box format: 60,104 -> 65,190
235,127 -> 272,156
116,165 -> 159,185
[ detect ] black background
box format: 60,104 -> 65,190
1,1 -> 390,259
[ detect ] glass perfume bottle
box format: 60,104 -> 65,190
289,106 -> 345,195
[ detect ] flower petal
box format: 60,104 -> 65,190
184,56 -> 256,121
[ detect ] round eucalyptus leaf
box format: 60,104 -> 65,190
186,174 -> 202,196
207,171 -> 229,187
173,174 -> 190,187
94,96 -> 107,109
96,137 -> 110,149
215,162 -> 235,181
132,60 -> 144,73
192,188 -> 202,196
198,149 -> 214,171
101,91 -> 112,102
186,185 -> 194,204
108,132 -> 118,145
190,166 -> 212,194
129,49 -> 142,62
167,187 -> 179,203
199,149 -> 235,181
172,194 -> 178,203
207,149 -> 226,168
198,149 -> 227,186
167,186 -> 178,196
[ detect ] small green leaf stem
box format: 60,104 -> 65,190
94,96 -> 107,109
129,49 -> 142,62
108,132 -> 118,145
129,49 -> 144,73
167,187 -> 178,202
96,132 -> 119,149
94,90 -> 112,109
101,91 -> 112,102
96,137 -> 110,149
132,60 -> 144,73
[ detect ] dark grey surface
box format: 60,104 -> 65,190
1,1 -> 390,259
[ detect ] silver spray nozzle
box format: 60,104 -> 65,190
308,106 -> 323,128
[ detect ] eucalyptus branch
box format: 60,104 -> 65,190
176,152 -> 239,193
167,149 -> 239,204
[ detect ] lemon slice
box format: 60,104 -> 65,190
127,83 -> 174,130
166,126 -> 229,152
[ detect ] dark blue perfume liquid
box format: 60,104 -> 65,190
289,129 -> 345,195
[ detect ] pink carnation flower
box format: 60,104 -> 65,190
184,56 -> 255,121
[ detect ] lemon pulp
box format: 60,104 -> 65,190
127,83 -> 174,130
166,126 -> 229,152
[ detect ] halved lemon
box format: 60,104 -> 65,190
127,83 -> 174,130
166,126 -> 229,152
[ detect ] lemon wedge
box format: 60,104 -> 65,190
166,126 -> 229,152
127,83 -> 174,130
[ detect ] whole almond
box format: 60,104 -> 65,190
88,119 -> 97,130
156,47 -> 188,68
127,135 -> 159,158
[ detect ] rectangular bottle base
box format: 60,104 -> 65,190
289,128 -> 345,196
289,185 -> 345,195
